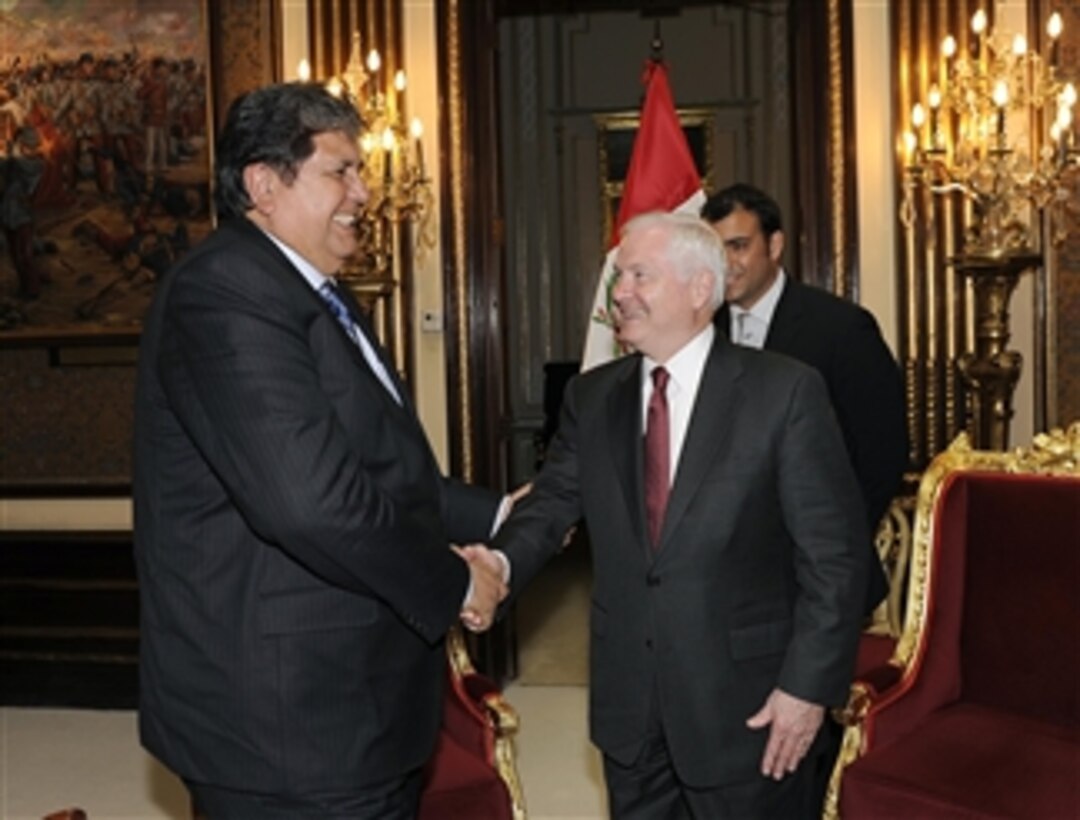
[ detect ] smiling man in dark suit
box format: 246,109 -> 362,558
489,212 -> 869,818
133,83 -> 508,819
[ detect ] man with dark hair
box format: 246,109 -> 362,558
134,82 -> 509,818
489,211 -> 868,818
701,183 -> 908,614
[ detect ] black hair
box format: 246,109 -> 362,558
700,183 -> 783,237
214,82 -> 362,219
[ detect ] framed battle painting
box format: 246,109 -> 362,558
0,0 -> 212,346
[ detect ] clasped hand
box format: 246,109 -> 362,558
453,544 -> 507,632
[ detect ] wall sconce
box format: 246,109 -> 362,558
300,30 -> 434,280
900,9 -> 1078,450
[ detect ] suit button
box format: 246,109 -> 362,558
646,575 -> 660,587
645,639 -> 653,650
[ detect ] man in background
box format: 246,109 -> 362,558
702,182 -> 908,613
134,82 -> 507,819
490,212 -> 868,818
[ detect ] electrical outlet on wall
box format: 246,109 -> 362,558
421,310 -> 444,333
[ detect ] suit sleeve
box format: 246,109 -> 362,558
156,249 -> 469,641
492,375 -> 587,600
775,368 -> 870,706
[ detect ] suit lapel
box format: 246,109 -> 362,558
763,279 -> 802,353
656,336 -> 744,552
333,283 -> 414,413
606,359 -> 648,545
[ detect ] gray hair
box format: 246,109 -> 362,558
620,211 -> 727,310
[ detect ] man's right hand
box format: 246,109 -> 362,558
453,545 -> 508,632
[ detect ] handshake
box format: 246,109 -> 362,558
454,544 -> 508,633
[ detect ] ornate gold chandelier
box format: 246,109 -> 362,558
300,31 -> 434,279
898,8 -> 1079,452
901,9 -> 1077,256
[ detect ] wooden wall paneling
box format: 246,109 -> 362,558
892,0 -> 981,468
790,0 -> 858,298
438,0 -> 516,681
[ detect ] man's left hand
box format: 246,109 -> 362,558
746,688 -> 824,780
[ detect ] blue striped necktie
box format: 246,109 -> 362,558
318,280 -> 401,404
319,281 -> 362,347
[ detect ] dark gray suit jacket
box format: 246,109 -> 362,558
495,335 -> 868,788
133,218 -> 498,794
716,279 -> 908,610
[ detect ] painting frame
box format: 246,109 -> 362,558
594,107 -> 713,247
0,0 -> 215,349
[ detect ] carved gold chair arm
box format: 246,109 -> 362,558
445,626 -> 527,820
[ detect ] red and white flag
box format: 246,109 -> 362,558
581,60 -> 706,371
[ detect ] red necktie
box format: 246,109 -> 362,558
644,366 -> 670,549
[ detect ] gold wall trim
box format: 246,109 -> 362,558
828,0 -> 846,298
447,0 -> 473,481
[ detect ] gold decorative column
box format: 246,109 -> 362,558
953,253 -> 1041,451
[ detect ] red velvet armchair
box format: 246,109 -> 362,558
827,427 -> 1080,819
418,626 -> 526,820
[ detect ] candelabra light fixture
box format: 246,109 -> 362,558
299,31 -> 434,280
901,9 -> 1078,256
900,8 -> 1079,451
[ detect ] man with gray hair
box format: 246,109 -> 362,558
489,211 -> 869,818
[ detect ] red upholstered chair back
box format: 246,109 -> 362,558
825,429 -> 1080,820
958,473 -> 1080,726
848,459 -> 1079,752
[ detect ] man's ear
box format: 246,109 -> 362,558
768,229 -> 785,265
690,269 -> 714,310
243,163 -> 276,213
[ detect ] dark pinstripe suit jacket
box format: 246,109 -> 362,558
495,337 -> 869,788
716,279 -> 909,611
133,217 -> 498,794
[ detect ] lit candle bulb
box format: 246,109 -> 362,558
911,102 -> 926,149
367,49 -> 381,74
1012,34 -> 1027,56
942,35 -> 957,59
1048,13 -> 1063,68
410,117 -> 425,177
394,70 -> 407,94
1056,104 -> 1074,160
972,10 -> 987,61
1062,83 -> 1077,107
993,80 -> 1009,143
904,131 -> 919,164
927,85 -> 941,148
971,10 -> 987,36
912,102 -> 926,128
297,59 -> 311,82
326,77 -> 343,98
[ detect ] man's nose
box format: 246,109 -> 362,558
350,172 -> 370,205
611,272 -> 632,302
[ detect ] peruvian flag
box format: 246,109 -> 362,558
581,59 -> 706,371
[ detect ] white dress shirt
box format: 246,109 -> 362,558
641,324 -> 715,486
729,270 -> 787,349
265,232 -> 401,404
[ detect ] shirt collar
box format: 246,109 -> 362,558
730,269 -> 786,327
642,323 -> 715,392
262,229 -> 333,292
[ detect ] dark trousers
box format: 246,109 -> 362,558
186,769 -> 423,820
603,721 -> 820,820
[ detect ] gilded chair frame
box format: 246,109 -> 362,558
824,423 -> 1080,819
